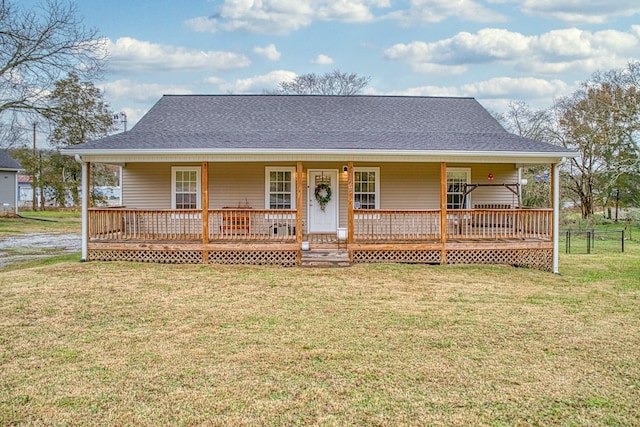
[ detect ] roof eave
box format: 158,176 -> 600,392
64,147 -> 578,159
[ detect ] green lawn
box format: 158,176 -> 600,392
0,237 -> 638,425
0,211 -> 81,235
0,213 -> 640,426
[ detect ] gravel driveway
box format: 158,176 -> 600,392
0,232 -> 81,268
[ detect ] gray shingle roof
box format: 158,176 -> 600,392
0,150 -> 20,170
70,95 -> 570,154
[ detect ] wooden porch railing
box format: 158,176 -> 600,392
89,208 -> 297,242
89,208 -> 551,243
89,209 -> 203,241
445,208 -> 552,240
209,209 -> 297,241
353,209 -> 441,241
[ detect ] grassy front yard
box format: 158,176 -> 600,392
1,237 -> 639,426
0,211 -> 81,235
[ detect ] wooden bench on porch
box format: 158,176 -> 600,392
221,208 -> 250,236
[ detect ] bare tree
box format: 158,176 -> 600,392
552,62 -> 640,218
496,100 -> 554,141
272,70 -> 370,95
493,101 -> 557,207
590,61 -> 640,156
0,0 -> 106,147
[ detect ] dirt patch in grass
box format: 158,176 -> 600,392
1,249 -> 639,425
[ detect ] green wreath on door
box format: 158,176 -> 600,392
314,183 -> 332,211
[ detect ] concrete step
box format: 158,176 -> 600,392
301,249 -> 350,267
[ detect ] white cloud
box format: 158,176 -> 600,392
519,0 -> 640,24
101,80 -> 193,104
374,77 -> 567,99
387,0 -> 508,24
460,77 -> 569,99
99,81 -> 194,128
311,54 -> 334,65
384,27 -> 640,76
184,16 -> 218,33
316,1 -> 376,22
206,70 -> 298,93
186,0 -> 390,35
185,0 -> 509,35
367,76 -> 570,110
105,37 -> 251,72
253,44 -> 281,61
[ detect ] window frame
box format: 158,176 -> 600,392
446,167 -> 471,210
265,166 -> 296,210
171,166 -> 201,210
353,167 -> 380,210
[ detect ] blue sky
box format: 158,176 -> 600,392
39,1 -> 640,128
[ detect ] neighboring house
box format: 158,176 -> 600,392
18,174 -> 36,207
64,95 -> 577,272
0,150 -> 21,215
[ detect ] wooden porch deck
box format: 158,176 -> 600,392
86,208 -> 555,271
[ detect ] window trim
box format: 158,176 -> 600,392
171,166 -> 201,210
353,167 -> 380,210
265,166 -> 296,210
446,167 -> 471,210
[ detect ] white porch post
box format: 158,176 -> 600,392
81,160 -> 89,261
552,162 -> 560,274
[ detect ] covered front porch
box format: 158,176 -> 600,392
82,162 -> 559,271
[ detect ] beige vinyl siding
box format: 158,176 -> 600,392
122,163 -> 177,209
360,162 -> 519,210
466,163 -> 519,208
121,161 -> 520,214
375,163 -> 441,210
209,162 -> 286,209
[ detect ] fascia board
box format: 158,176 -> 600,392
66,148 -> 578,162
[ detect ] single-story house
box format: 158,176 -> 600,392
0,150 -> 21,215
64,95 -> 577,272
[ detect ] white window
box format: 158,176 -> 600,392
265,167 -> 296,210
353,167 -> 380,209
446,168 -> 470,209
171,166 -> 201,209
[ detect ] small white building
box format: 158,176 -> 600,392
0,151 -> 21,215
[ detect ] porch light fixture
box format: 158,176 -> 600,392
342,165 -> 348,173
487,173 -> 494,181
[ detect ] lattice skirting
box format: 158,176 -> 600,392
351,250 -> 442,264
208,250 -> 298,267
446,248 -> 552,271
89,247 -> 551,271
350,248 -> 552,271
89,249 -> 298,267
89,249 -> 204,264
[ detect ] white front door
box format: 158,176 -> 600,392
308,170 -> 338,233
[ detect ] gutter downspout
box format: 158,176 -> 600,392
78,155 -> 88,262
552,159 -> 565,274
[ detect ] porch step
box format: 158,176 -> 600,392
301,249 -> 350,268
